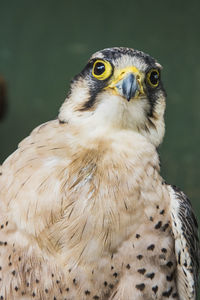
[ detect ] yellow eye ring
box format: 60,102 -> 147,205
92,60 -> 113,80
146,69 -> 160,87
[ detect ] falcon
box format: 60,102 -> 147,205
0,47 -> 199,300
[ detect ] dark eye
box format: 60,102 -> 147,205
93,62 -> 106,76
147,69 -> 160,87
92,60 -> 113,80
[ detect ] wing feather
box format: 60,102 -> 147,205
168,184 -> 199,300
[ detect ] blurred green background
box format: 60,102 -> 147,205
0,0 -> 200,294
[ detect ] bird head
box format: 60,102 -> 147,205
59,47 -> 166,147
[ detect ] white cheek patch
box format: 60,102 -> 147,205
72,80 -> 90,105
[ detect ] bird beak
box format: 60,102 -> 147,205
106,66 -> 144,101
115,73 -> 138,102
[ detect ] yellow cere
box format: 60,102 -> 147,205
106,66 -> 145,96
92,60 -> 113,80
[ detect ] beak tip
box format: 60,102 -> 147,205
121,73 -> 138,102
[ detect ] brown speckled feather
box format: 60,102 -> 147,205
0,120 -> 177,299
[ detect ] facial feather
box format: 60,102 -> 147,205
59,47 -> 166,147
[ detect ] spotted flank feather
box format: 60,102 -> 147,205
168,185 -> 200,300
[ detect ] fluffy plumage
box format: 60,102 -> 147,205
0,47 -> 199,299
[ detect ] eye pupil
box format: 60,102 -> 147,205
94,62 -> 105,76
150,71 -> 159,85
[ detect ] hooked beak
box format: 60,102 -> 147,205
106,67 -> 144,101
116,73 -> 138,101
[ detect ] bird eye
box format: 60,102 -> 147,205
147,69 -> 160,87
94,62 -> 105,76
92,60 -> 113,80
